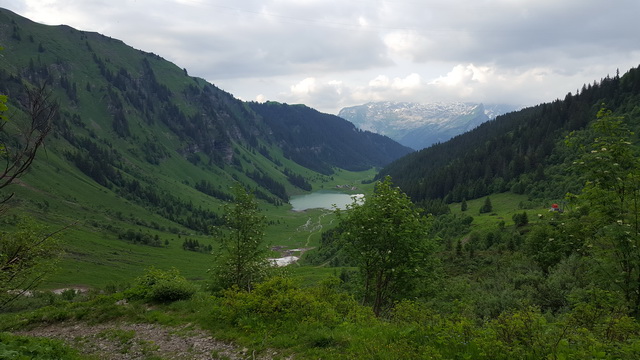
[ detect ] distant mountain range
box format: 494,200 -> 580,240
338,102 -> 518,150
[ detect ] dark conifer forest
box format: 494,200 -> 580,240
379,67 -> 640,203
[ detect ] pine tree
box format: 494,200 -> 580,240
479,197 -> 493,214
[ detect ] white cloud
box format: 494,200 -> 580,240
291,78 -> 317,96
4,0 -> 640,114
392,73 -> 422,91
369,75 -> 390,88
383,31 -> 422,57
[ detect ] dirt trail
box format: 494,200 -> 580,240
270,210 -> 332,266
18,321 -> 283,360
298,210 -> 331,248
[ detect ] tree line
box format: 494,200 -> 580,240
379,66 -> 640,204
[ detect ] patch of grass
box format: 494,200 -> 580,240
96,328 -> 136,345
449,192 -> 547,231
24,166 -> 376,290
0,332 -> 84,360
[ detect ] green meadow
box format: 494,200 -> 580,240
8,164 -> 377,289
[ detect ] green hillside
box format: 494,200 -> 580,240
0,8 -> 405,286
380,67 -> 640,204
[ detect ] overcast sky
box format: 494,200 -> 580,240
4,0 -> 640,114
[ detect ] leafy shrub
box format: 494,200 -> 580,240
126,267 -> 196,303
216,276 -> 369,330
512,211 -> 529,227
0,332 -> 82,359
0,219 -> 61,310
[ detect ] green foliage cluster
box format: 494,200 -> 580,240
182,238 -> 212,253
479,196 -> 493,213
5,276 -> 640,359
0,219 -> 61,310
285,168 -> 312,191
245,169 -> 288,201
301,227 -> 355,267
0,332 -> 82,360
430,213 -> 474,250
512,211 -> 529,227
193,179 -> 233,201
117,228 -> 162,247
209,183 -> 271,292
125,267 -> 196,303
214,277 -> 367,332
337,176 -> 436,316
565,107 -> 640,313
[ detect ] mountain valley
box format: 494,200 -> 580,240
3,6 -> 640,360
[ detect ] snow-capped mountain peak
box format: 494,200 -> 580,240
338,101 -> 518,150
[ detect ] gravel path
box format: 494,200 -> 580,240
18,321 -> 280,360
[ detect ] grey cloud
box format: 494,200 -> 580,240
87,0 -> 392,81
8,0 -> 640,114
397,1 -> 640,68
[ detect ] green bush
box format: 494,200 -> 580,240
216,276 -> 369,331
126,267 -> 197,303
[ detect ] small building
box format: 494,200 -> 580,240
549,203 -> 563,212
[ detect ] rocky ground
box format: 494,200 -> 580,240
18,321 -> 282,360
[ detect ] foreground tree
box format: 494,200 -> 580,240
210,183 -> 270,291
0,83 -> 57,208
337,176 -> 436,316
0,219 -> 62,309
0,80 -> 59,310
568,107 -> 640,314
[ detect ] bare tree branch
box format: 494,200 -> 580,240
0,83 -> 57,206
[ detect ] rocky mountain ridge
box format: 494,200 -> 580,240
338,101 -> 518,150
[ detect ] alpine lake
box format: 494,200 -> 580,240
289,190 -> 364,211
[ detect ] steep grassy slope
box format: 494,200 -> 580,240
0,9 -> 402,286
248,101 -> 412,174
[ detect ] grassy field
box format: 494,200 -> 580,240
449,192 -> 555,230
7,167 -> 376,290
8,152 -> 556,292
